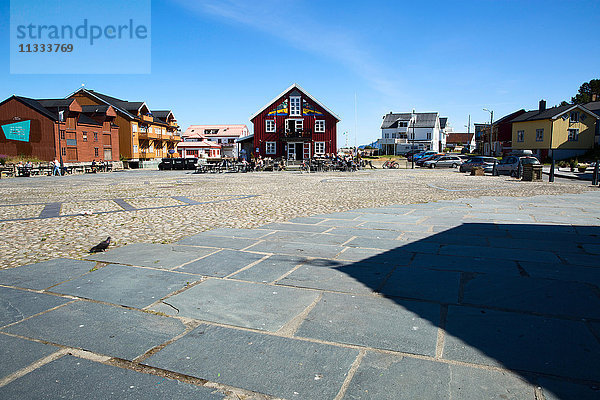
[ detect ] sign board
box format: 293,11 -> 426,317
1,120 -> 30,142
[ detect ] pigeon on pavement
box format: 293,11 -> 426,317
89,237 -> 111,253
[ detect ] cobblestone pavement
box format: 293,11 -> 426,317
0,168 -> 595,269
0,188 -> 599,399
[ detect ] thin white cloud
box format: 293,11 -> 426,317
172,0 -> 402,98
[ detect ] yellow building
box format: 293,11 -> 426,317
68,88 -> 181,166
512,100 -> 597,159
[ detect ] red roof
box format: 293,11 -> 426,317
446,133 -> 474,144
183,124 -> 249,139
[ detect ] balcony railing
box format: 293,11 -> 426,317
282,129 -> 312,139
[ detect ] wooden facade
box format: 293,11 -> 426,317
0,96 -> 119,162
69,89 -> 181,163
250,84 -> 339,160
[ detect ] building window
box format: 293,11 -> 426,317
66,139 -> 77,146
94,147 -> 99,157
568,128 -> 579,141
315,120 -> 325,133
133,145 -> 138,153
266,120 -> 275,132
427,132 -> 432,140
536,129 -> 544,141
517,130 -> 524,142
229,138 -> 235,144
61,147 -> 66,156
266,141 -> 276,154
82,132 -> 87,142
94,132 -> 98,141
290,96 -> 301,116
399,122 -> 408,128
570,111 -> 579,122
132,124 -> 138,133
315,141 -> 325,155
60,130 -> 65,140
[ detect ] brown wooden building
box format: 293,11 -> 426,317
0,96 -> 119,163
68,89 -> 180,166
250,84 -> 339,160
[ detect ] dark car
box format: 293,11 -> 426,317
416,153 -> 443,166
158,157 -> 197,170
459,156 -> 497,173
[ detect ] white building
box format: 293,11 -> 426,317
378,111 -> 447,154
182,125 -> 249,158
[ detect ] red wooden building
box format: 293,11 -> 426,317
0,96 -> 120,163
250,84 -> 339,160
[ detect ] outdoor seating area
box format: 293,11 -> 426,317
1,162 -> 114,178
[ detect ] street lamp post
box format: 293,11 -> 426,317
410,110 -> 417,169
483,108 -> 493,156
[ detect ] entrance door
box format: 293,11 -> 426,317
288,142 -> 296,160
295,143 -> 303,160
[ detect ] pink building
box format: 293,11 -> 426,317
181,124 -> 249,158
177,139 -> 221,159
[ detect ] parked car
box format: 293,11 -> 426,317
496,156 -> 540,177
416,153 -> 444,166
413,150 -> 438,162
424,155 -> 463,168
459,156 -> 497,173
158,157 -> 197,170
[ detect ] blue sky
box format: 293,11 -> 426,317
1,0 -> 599,146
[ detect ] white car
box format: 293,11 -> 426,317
423,155 -> 463,168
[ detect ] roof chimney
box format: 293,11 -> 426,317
539,99 -> 546,112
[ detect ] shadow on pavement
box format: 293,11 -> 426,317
302,223 -> 600,399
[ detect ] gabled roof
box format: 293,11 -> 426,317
183,124 -> 249,139
81,104 -> 111,113
67,88 -> 145,120
493,109 -> 526,125
78,114 -> 103,126
381,112 -> 439,129
250,83 -> 340,121
9,96 -> 60,121
583,101 -> 600,117
446,133 -> 474,144
511,104 -> 595,122
439,117 -> 448,129
152,110 -> 174,121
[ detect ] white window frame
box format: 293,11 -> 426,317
132,124 -> 138,133
290,96 -> 301,116
133,144 -> 139,153
517,130 -> 524,142
266,120 -> 275,133
568,128 -> 579,141
536,129 -> 544,142
266,141 -> 276,155
314,141 -> 325,155
570,111 -> 579,123
315,120 -> 325,133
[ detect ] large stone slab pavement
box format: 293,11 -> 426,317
1,192 -> 599,399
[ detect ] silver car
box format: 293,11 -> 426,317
424,155 -> 463,168
497,156 -> 540,177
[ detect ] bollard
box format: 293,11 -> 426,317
549,156 -> 555,183
492,159 -> 498,176
593,159 -> 599,186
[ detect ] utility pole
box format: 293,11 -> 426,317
483,108 -> 493,156
411,110 -> 416,169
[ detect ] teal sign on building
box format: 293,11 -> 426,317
1,120 -> 30,142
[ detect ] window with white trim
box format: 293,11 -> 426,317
266,120 -> 275,132
133,145 -> 138,153
536,129 -> 544,141
315,120 -> 325,133
427,132 -> 432,140
314,141 -> 325,155
568,128 -> 579,141
132,124 -> 138,133
570,111 -> 579,122
290,96 -> 301,116
266,141 -> 276,154
517,130 -> 524,142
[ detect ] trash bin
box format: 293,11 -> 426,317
522,164 -> 542,181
